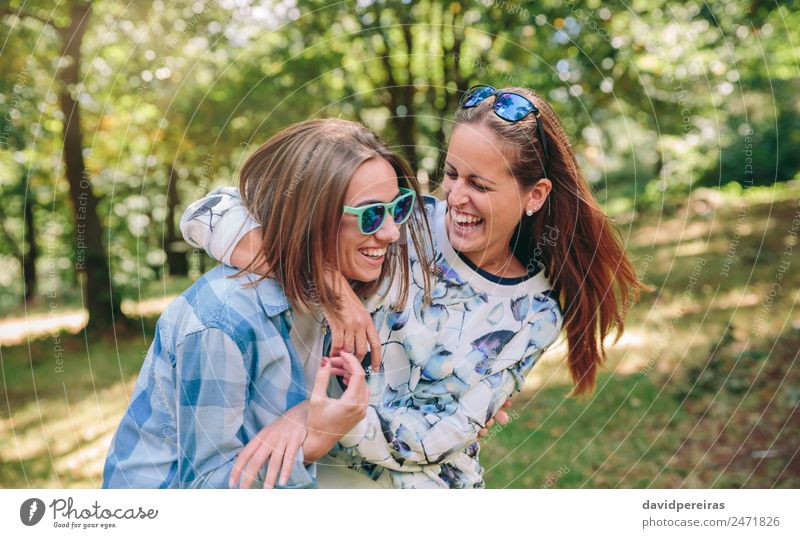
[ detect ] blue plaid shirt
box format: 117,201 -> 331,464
103,265 -> 316,488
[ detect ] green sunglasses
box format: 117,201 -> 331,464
343,188 -> 417,235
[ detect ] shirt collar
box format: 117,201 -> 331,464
245,274 -> 292,316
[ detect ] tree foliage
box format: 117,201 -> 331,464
0,0 -> 796,320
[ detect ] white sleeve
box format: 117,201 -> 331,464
179,187 -> 260,266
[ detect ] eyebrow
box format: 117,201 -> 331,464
353,190 -> 402,207
445,161 -> 497,186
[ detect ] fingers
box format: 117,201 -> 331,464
367,323 -> 382,371
236,428 -> 305,489
495,410 -> 510,425
312,361 -> 332,399
354,331 -> 368,360
478,428 -> 488,438
485,418 -> 495,429
334,352 -> 368,411
495,399 -> 512,425
230,434 -> 261,488
330,326 -> 344,357
329,325 -> 356,356
263,440 -> 288,489
240,440 -> 272,489
334,351 -> 364,375
343,330 -> 355,355
278,438 -> 303,487
336,352 -> 366,397
326,356 -> 354,372
327,366 -> 351,379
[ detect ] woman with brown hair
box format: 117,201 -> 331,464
183,86 -> 641,488
103,118 -> 432,489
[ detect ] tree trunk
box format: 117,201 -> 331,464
57,1 -> 121,330
22,173 -> 37,302
374,5 -> 418,172
394,94 -> 418,172
396,18 -> 417,172
431,7 -> 465,189
165,165 -> 189,276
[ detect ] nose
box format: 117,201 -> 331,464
446,177 -> 469,207
374,212 -> 401,243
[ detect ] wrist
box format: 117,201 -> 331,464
302,429 -> 339,463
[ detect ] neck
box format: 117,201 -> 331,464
460,242 -> 527,278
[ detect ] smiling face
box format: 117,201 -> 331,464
334,157 -> 402,283
443,122 -> 536,267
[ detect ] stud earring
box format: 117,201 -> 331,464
526,208 -> 534,216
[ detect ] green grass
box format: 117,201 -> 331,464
0,324 -> 152,487
481,331 -> 799,488
481,372 -> 686,488
1,186 -> 798,488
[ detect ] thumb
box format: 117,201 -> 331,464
312,361 -> 332,399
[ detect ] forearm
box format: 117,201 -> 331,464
338,348 -> 546,470
230,228 -> 269,274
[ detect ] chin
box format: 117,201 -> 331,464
446,220 -> 483,252
346,266 -> 382,283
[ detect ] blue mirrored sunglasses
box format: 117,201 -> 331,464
459,84 -> 551,178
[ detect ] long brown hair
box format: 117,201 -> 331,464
453,87 -> 642,396
238,118 -> 432,314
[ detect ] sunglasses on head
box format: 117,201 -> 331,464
459,84 -> 551,178
343,187 -> 416,235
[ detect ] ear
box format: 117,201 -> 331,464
525,178 -> 553,213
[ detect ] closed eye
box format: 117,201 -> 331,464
471,182 -> 489,192
444,169 -> 491,192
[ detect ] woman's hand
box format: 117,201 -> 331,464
229,401 -> 309,489
322,270 -> 382,370
303,352 -> 369,462
478,399 -> 513,438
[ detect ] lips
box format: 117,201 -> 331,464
450,208 -> 484,232
358,246 -> 387,266
359,247 -> 386,258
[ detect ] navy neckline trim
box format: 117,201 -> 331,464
454,249 -> 539,286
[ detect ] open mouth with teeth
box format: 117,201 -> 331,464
358,247 -> 387,265
450,209 -> 485,232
